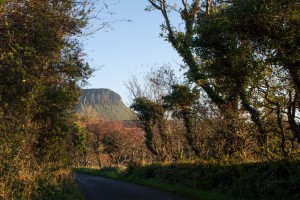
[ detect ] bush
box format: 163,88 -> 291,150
125,161 -> 300,199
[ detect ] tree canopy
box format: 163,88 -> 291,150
132,0 -> 300,160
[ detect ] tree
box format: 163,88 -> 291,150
226,0 -> 300,145
72,122 -> 88,166
77,116 -> 147,166
0,0 -> 95,198
0,0 -> 93,159
131,97 -> 169,161
127,64 -> 190,161
84,117 -> 105,168
146,1 -> 250,158
163,84 -> 201,156
147,0 -> 230,109
193,4 -> 269,152
148,0 -> 300,159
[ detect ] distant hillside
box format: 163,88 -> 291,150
77,88 -> 135,121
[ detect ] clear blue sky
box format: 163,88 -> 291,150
82,0 -> 183,105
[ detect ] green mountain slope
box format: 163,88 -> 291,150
77,88 -> 135,120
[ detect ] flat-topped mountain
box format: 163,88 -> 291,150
78,88 -> 134,120
79,88 -> 123,105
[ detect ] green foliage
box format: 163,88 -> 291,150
0,0 -> 94,198
131,97 -> 166,158
131,97 -> 165,123
225,0 -> 300,144
163,84 -> 201,156
146,0 -> 300,160
101,132 -> 121,155
163,84 -> 200,116
125,161 -> 300,200
72,122 -> 88,153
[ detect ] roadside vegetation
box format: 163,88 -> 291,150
75,166 -> 236,200
76,160 -> 300,199
75,0 -> 300,200
0,0 -> 102,199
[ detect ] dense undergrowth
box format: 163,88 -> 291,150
75,160 -> 300,200
0,166 -> 82,200
32,171 -> 83,200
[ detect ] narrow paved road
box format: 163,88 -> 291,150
75,173 -> 192,200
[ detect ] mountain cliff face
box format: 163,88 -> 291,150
78,88 -> 134,121
79,88 -> 123,105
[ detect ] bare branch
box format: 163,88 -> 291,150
149,0 -> 162,10
181,0 -> 187,9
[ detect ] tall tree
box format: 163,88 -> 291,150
148,0 -> 300,158
147,0 -> 250,157
0,0 -> 94,198
226,0 -> 300,144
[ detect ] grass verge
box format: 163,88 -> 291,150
74,167 -> 237,200
75,160 -> 300,200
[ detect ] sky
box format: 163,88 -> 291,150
82,0 -> 183,105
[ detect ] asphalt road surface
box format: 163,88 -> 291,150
75,173 -> 192,200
